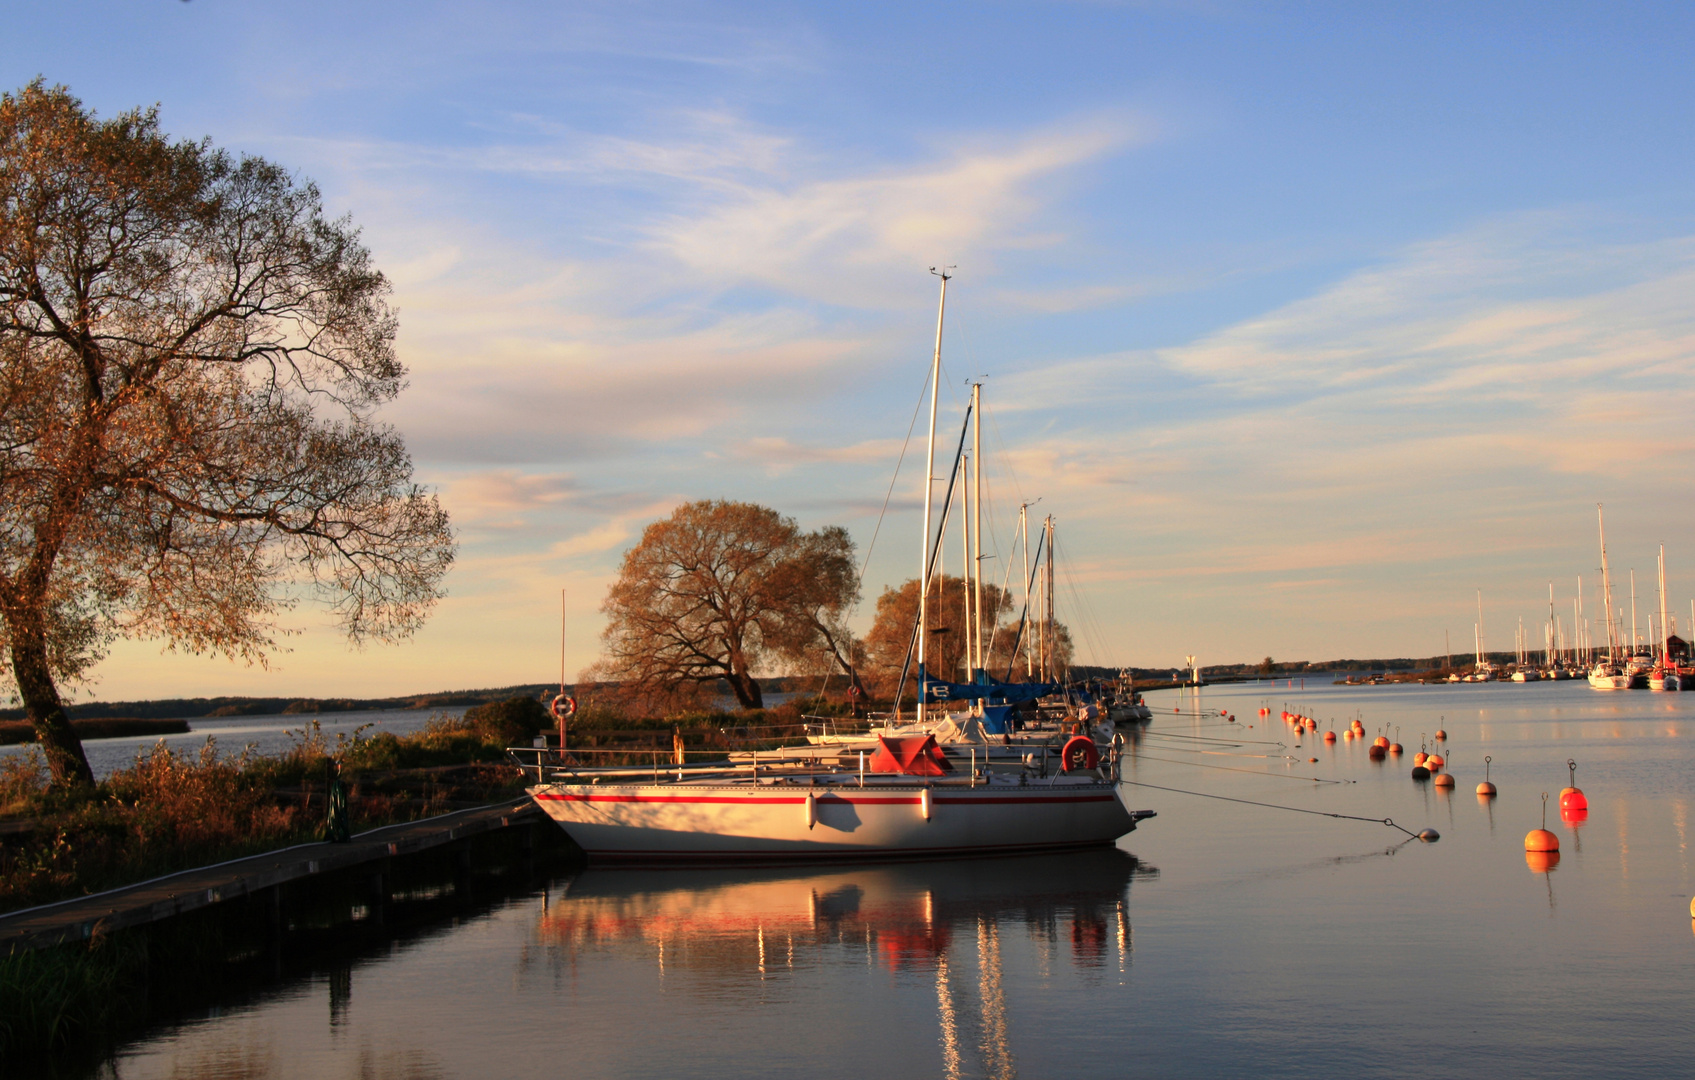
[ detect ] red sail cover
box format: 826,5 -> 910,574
868,734 -> 955,776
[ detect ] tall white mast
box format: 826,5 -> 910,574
1598,504 -> 1616,661
917,268 -> 949,725
1020,503 -> 1032,678
971,381 -> 983,688
960,452 -> 970,685
1476,590 -> 1486,668
1659,544 -> 1670,665
1630,568 -> 1639,653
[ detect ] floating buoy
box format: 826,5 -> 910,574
1525,792 -> 1559,851
1411,765 -> 1431,780
1559,758 -> 1587,811
1419,829 -> 1440,842
1323,730 -> 1336,743
1476,754 -> 1497,797
1425,754 -> 1444,770
1434,771 -> 1454,788
1435,722 -> 1447,741
1389,743 -> 1403,755
1309,757 -> 1318,763
1373,736 -> 1389,749
1368,744 -> 1387,760
1413,751 -> 1428,767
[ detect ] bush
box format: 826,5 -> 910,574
462,696 -> 551,746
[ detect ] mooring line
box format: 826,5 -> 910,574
1118,778 -> 1421,838
1126,753 -> 1347,783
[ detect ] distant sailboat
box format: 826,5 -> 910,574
1589,504 -> 1630,690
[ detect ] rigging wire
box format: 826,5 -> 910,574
819,362 -> 932,698
1126,752 -> 1348,783
1118,778 -> 1424,839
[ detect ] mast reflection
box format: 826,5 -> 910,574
538,849 -> 1154,1073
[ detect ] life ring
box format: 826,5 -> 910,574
1060,735 -> 1100,772
549,693 -> 577,720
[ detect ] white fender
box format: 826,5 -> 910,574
920,787 -> 933,822
805,791 -> 817,830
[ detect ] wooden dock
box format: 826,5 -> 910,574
0,799 -> 547,954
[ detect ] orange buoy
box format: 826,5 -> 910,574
1323,730 -> 1336,743
1559,758 -> 1587,811
1373,736 -> 1389,748
1389,742 -> 1403,755
1434,771 -> 1454,788
1476,754 -> 1497,796
1309,757 -> 1318,763
1435,724 -> 1447,740
1413,751 -> 1427,766
1425,754 -> 1444,769
1525,792 -> 1560,851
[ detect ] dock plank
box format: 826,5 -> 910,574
0,799 -> 542,953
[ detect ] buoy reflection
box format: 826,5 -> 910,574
1525,850 -> 1561,873
1561,805 -> 1589,827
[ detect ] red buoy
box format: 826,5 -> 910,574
1559,758 -> 1587,811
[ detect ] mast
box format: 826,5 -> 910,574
1660,544 -> 1670,665
1037,515 -> 1050,681
1548,583 -> 1556,667
1598,504 -> 1616,661
917,268 -> 949,725
1020,503 -> 1032,678
1476,590 -> 1486,668
1631,569 -> 1639,653
971,381 -> 983,688
960,452 -> 970,685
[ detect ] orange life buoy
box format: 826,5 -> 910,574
549,693 -> 577,720
1060,735 -> 1100,772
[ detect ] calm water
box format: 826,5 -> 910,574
0,708 -> 464,780
66,682 -> 1695,1076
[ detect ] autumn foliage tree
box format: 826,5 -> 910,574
0,84 -> 455,786
862,575 -> 1072,693
596,500 -> 858,709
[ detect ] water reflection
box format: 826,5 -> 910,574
541,849 -> 1149,977
538,850 -> 1151,1078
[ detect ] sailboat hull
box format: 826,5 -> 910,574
530,777 -> 1139,862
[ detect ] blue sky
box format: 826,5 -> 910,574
8,1 -> 1695,697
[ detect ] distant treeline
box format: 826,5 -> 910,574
0,684 -> 561,723
0,654 -> 1544,724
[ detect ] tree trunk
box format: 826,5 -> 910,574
728,670 -> 764,710
8,605 -> 94,787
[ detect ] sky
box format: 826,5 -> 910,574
6,1 -> 1695,700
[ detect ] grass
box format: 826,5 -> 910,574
0,693 -> 830,915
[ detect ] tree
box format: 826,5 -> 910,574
597,500 -> 858,709
1259,656 -> 1275,674
862,575 -> 1031,692
0,84 -> 454,786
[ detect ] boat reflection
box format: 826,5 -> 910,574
540,847 -> 1153,975
538,849 -> 1152,1079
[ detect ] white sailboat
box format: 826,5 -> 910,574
523,272 -> 1151,861
1651,544 -> 1680,691
1589,504 -> 1630,690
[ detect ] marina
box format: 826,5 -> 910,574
60,677 -> 1695,1079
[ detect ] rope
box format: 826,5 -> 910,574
1127,752 -> 1347,783
1118,778 -> 1423,838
